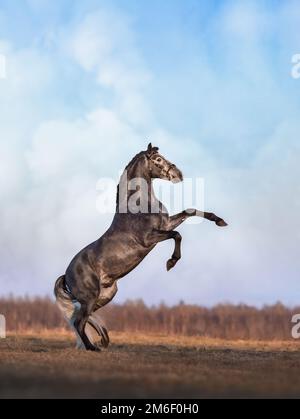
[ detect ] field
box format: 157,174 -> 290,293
1,331 -> 300,399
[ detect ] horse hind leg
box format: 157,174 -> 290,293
87,316 -> 110,348
73,301 -> 100,352
56,294 -> 87,350
69,301 -> 86,349
87,282 -> 118,349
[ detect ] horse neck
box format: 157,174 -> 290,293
116,157 -> 155,212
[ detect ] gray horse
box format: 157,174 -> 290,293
54,143 -> 227,351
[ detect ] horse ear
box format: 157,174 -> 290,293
146,143 -> 153,157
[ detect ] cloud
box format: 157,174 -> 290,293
0,1 -> 299,306
65,7 -> 153,127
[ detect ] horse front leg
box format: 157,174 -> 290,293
146,230 -> 182,271
166,209 -> 227,230
166,231 -> 182,271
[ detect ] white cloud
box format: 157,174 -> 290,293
0,2 -> 299,306
65,8 -> 153,127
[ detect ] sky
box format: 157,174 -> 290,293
0,0 -> 299,306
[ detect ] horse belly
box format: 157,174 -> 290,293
100,240 -> 154,281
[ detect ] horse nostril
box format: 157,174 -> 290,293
167,166 -> 183,183
176,170 -> 183,181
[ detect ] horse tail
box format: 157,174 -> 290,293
54,275 -> 74,321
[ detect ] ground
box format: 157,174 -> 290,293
0,331 -> 300,398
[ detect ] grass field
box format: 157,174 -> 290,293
1,331 -> 300,399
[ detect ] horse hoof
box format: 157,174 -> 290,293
166,258 -> 177,271
94,343 -> 102,352
88,345 -> 101,352
216,219 -> 227,227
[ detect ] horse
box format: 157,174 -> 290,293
54,143 -> 227,351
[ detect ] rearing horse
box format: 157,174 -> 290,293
54,143 -> 227,351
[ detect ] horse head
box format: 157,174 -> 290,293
146,143 -> 183,183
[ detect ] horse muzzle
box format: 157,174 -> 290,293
168,166 -> 183,183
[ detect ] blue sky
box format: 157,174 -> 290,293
0,0 -> 299,306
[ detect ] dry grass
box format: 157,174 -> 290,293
1,331 -> 300,399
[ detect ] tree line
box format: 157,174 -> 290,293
0,296 -> 298,340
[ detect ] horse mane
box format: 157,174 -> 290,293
116,147 -> 159,209
124,151 -> 146,171
116,151 -> 147,210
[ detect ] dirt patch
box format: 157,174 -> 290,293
0,332 -> 300,398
